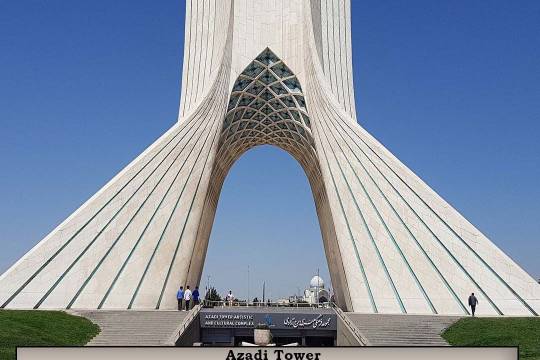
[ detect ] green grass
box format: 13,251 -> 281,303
442,317 -> 540,360
0,310 -> 100,359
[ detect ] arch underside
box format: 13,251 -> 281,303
0,0 -> 539,315
186,49 -> 351,311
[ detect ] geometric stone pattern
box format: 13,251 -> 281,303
218,48 -> 316,173
0,0 -> 539,316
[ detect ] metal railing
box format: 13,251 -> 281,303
201,299 -> 333,309
166,304 -> 202,345
331,303 -> 370,346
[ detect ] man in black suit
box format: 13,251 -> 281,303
468,293 -> 479,316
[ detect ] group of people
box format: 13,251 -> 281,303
175,286 -> 480,315
176,285 -> 200,311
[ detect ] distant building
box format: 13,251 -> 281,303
288,295 -> 302,303
276,298 -> 290,306
303,276 -> 330,305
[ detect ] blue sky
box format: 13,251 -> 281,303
0,1 -> 539,300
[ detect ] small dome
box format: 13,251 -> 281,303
310,276 -> 324,288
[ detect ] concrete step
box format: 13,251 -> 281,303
71,310 -> 191,346
344,313 -> 461,346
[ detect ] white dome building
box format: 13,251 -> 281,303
310,276 -> 324,289
303,275 -> 330,305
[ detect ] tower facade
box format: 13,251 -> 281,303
1,0 -> 539,315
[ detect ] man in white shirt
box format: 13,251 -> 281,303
183,285 -> 192,311
226,290 -> 234,306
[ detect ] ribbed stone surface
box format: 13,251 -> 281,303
345,313 -> 461,346
73,310 -> 188,346
1,0 -> 538,317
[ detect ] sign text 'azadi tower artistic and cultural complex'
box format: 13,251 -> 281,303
1,0 -> 539,316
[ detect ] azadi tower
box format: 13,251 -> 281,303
1,0 -> 539,316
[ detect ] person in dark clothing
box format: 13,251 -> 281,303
192,286 -> 200,305
177,286 -> 184,311
468,293 -> 478,316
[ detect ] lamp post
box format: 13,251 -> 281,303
316,268 -> 320,306
206,275 -> 211,300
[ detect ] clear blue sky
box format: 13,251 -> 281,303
0,1 -> 539,300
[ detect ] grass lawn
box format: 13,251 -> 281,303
442,317 -> 540,360
0,310 -> 99,359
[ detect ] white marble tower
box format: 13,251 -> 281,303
1,0 -> 539,315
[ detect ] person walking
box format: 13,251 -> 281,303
176,286 -> 184,311
468,292 -> 479,316
192,286 -> 200,306
184,285 -> 192,311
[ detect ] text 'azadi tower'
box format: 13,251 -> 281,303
1,0 -> 539,316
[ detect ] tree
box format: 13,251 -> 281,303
205,287 -> 221,302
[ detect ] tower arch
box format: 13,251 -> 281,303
185,48 -> 351,310
1,0 -> 538,315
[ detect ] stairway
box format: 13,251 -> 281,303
71,310 -> 189,346
344,313 -> 461,346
